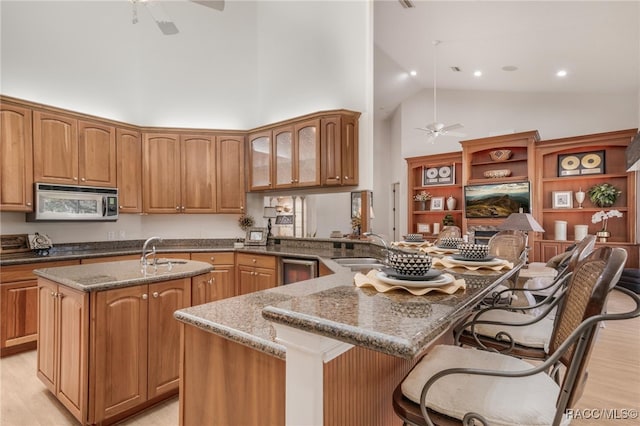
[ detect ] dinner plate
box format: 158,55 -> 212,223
434,246 -> 460,254
445,256 -> 506,267
450,254 -> 496,263
381,267 -> 442,281
376,271 -> 453,288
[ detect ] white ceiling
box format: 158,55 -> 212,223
374,0 -> 640,120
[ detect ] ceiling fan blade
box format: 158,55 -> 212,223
143,0 -> 180,35
415,127 -> 436,134
191,0 -> 225,11
441,123 -> 464,132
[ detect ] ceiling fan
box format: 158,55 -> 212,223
416,40 -> 465,140
131,0 -> 225,36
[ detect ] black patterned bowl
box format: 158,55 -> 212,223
458,243 -> 490,260
405,233 -> 424,242
388,251 -> 432,276
438,237 -> 464,249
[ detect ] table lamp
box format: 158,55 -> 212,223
498,212 -> 544,262
263,207 -> 277,237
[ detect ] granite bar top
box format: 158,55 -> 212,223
175,260 -> 523,360
32,259 -> 213,292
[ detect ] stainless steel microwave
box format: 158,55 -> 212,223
27,183 -> 119,221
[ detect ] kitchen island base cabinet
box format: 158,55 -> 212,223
93,278 -> 191,422
179,325 -> 418,426
37,278 -> 89,423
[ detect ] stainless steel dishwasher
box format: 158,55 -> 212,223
281,258 -> 318,284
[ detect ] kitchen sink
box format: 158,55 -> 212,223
332,257 -> 385,271
149,259 -> 188,266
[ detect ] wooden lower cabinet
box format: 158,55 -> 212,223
37,278 -> 89,422
37,275 -> 197,425
1,260 -> 79,357
236,253 -> 277,296
190,252 -> 235,304
535,240 -> 639,268
179,325 -> 418,426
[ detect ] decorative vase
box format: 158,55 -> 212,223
574,189 -> 586,209
417,201 -> 427,211
596,230 -> 610,243
554,220 -> 567,241
446,196 -> 457,211
574,225 -> 589,241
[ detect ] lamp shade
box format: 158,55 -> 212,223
263,206 -> 277,218
497,213 -> 544,232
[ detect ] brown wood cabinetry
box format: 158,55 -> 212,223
460,131 -> 540,237
33,111 -> 116,187
0,102 -> 33,211
273,119 -> 321,189
406,152 -> 463,239
142,133 -> 181,213
236,253 -> 277,295
216,135 -> 246,213
116,128 -> 143,213
181,134 -> 217,213
191,252 -> 236,304
37,278 -> 89,423
533,129 -> 638,267
321,112 -> 359,186
248,110 -> 360,191
0,260 -> 79,357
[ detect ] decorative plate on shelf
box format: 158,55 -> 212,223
489,149 -> 513,162
483,169 -> 512,178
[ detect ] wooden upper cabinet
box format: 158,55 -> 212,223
216,135 -> 245,213
273,119 -> 320,189
321,113 -> 359,186
33,111 -> 116,187
116,128 -> 142,213
143,133 -> 181,213
33,111 -> 79,185
0,103 -> 33,211
78,120 -> 116,187
274,125 -> 294,188
249,131 -> 272,191
181,134 -> 216,213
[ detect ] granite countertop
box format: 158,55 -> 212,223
33,259 -> 214,292
175,260 -> 522,360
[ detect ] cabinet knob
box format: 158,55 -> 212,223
142,293 -> 148,300
176,206 -> 180,211
240,206 -> 244,210
81,177 -> 86,182
50,291 -> 56,297
181,206 -> 185,210
152,292 -> 159,298
73,177 -> 78,181
119,205 -> 123,209
208,278 -> 213,285
335,176 -> 340,179
27,202 -> 32,206
252,258 -> 257,263
210,256 -> 215,261
344,176 -> 349,179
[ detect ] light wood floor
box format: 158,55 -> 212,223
0,290 -> 638,426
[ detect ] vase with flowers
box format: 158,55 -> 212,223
414,190 -> 433,211
350,215 -> 362,238
238,214 -> 255,232
591,209 -> 623,242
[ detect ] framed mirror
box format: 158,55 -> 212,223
244,227 -> 268,246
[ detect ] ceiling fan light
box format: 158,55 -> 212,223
556,69 -> 568,77
473,70 -> 482,77
410,70 -> 417,76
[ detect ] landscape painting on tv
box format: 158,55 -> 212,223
464,181 -> 531,218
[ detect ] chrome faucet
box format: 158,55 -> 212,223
363,232 -> 391,264
141,236 -> 163,267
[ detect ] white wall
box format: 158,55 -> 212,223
0,1 -> 372,244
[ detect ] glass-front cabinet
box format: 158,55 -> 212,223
249,131 -> 272,191
273,120 -> 320,189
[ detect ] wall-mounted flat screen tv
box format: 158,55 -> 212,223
464,181 -> 531,218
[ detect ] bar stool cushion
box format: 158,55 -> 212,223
469,310 -> 554,350
401,345 -> 566,426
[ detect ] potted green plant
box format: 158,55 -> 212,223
587,183 -> 621,207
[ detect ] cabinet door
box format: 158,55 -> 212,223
181,135 -> 216,213
0,103 -> 33,211
143,133 -> 181,213
33,111 -> 78,185
37,280 -> 58,393
295,119 -> 320,187
1,280 -> 38,350
253,267 -> 277,292
78,120 -> 116,187
274,126 -> 294,188
94,285 -> 148,420
237,265 -> 256,296
191,273 -> 212,306
321,116 -> 343,186
116,128 -> 142,213
216,135 -> 246,213
56,286 -> 88,421
147,278 -> 191,398
238,266 -> 276,295
340,114 -> 359,186
210,268 -> 236,301
249,131 -> 272,190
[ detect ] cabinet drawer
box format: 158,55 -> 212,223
236,253 -> 276,269
191,252 -> 235,265
0,260 -> 79,282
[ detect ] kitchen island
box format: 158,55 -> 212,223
33,259 -> 212,426
174,259 -> 522,426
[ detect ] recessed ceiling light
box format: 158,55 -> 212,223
556,69 -> 568,77
409,70 -> 417,77
473,70 -> 482,77
502,65 -> 518,72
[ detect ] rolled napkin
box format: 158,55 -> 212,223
354,270 -> 465,296
432,256 -> 514,271
391,240 -> 433,249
